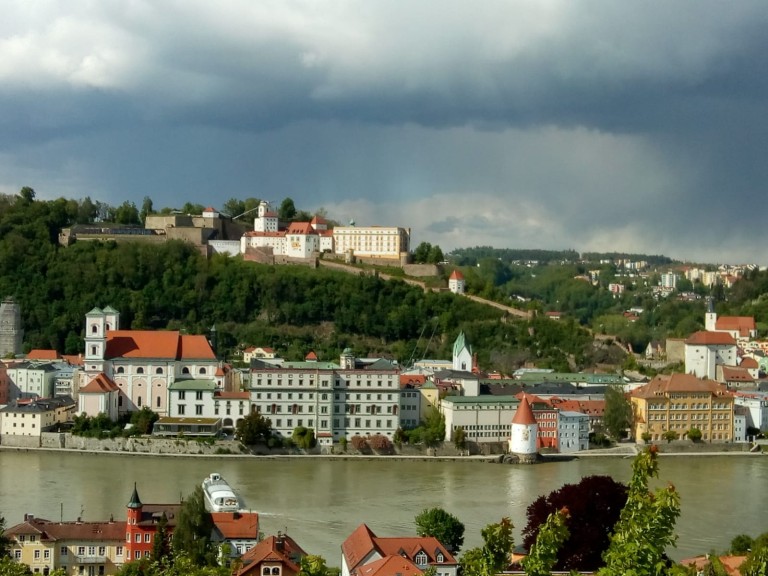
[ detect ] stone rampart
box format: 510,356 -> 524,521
0,435 -> 42,448
38,433 -> 245,455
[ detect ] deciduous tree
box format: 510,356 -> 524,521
414,507 -> 465,553
603,385 -> 632,440
460,518 -> 514,576
172,486 -> 215,566
236,412 -> 273,445
520,508 -> 570,576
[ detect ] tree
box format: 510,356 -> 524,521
172,486 -> 216,566
298,554 -> 334,576
0,514 -> 10,557
292,426 -> 316,450
730,534 -> 754,555
412,242 -> 432,264
687,427 -> 702,442
140,197 -> 154,224
453,426 -> 467,451
278,197 -> 297,220
603,385 -> 632,441
522,475 -> 628,571
235,412 -> 273,445
18,186 -> 35,204
414,507 -> 465,553
459,518 -> 514,576
520,508 -> 570,576
427,245 -> 444,264
663,430 -> 679,443
131,407 -> 159,435
151,512 -> 171,563
114,201 -> 141,225
0,556 -> 33,576
598,446 -> 681,576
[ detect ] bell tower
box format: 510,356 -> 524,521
84,307 -> 107,376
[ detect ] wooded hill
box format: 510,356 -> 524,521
0,191 -> 607,372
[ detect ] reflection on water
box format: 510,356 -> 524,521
1,451 -> 765,564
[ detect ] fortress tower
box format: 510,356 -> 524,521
509,395 -> 539,463
0,297 -> 23,358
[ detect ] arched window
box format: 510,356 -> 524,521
415,552 -> 427,566
137,397 -> 142,407
272,568 -> 280,575
199,367 -> 207,375
91,324 -> 98,334
116,367 -> 125,374
262,569 -> 270,576
156,367 -> 163,375
137,367 -> 144,374
182,367 -> 190,374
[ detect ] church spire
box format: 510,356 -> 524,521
127,483 -> 142,509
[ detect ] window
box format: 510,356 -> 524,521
116,547 -> 123,556
34,550 -> 41,560
44,550 -> 50,559
126,533 -> 130,542
415,552 -> 427,566
135,534 -> 141,543
182,367 -> 190,374
195,405 -> 203,415
98,547 -> 105,556
14,551 -> 21,560
156,396 -> 161,408
263,569 -> 270,576
88,546 -> 96,556
61,547 -> 68,556
179,391 -> 186,400
272,569 -> 280,575
196,391 -> 203,401
178,405 -> 186,415
135,551 -> 141,560
137,397 -> 142,407
144,534 -> 150,543
116,367 -> 125,374
137,367 -> 144,374
199,368 -> 207,375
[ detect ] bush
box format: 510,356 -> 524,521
339,437 -> 348,452
351,435 -> 368,452
686,427 -> 702,442
369,434 -> 393,454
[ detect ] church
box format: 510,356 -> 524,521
80,307 -> 225,416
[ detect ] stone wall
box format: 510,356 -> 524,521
0,435 -> 42,448
401,264 -> 441,277
37,433 -> 246,455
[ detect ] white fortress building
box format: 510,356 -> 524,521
509,394 -> 538,463
241,201 -> 410,261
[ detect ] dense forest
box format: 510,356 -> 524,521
0,190 -> 605,372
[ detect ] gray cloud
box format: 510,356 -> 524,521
1,1 -> 768,263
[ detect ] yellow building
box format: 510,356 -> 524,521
332,226 -> 410,260
630,373 -> 734,443
6,515 -> 127,575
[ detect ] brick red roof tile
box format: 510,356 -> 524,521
685,331 -> 737,346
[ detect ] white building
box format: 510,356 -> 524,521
509,395 -> 538,459
332,226 -> 409,260
5,362 -> 59,400
660,273 -> 679,290
440,395 -> 519,443
0,396 -> 76,438
448,270 -> 465,294
684,331 -> 737,380
733,392 -> 768,433
78,373 -> 120,420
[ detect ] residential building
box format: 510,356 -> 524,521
211,511 -> 261,561
5,514 -> 127,576
557,411 -> 589,452
684,331 -> 737,380
660,272 -> 679,290
236,533 -> 307,576
0,396 -> 76,439
243,347 -> 277,364
629,374 -> 734,443
733,392 -> 768,433
125,484 -> 180,562
341,524 -> 457,576
5,361 -> 60,401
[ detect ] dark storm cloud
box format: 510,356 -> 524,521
1,1 -> 768,263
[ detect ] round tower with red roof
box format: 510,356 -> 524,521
509,395 -> 538,463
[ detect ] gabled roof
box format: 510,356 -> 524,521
286,222 -> 315,235
305,351 -> 318,361
179,335 -> 217,360
80,373 -> 119,394
26,349 -> 58,360
214,391 -> 250,400
358,556 -> 423,576
237,534 -> 306,576
685,331 -> 737,346
105,331 -> 215,360
721,366 -> 754,383
512,395 -> 537,425
740,357 -> 759,369
311,215 -> 327,224
6,517 -> 126,542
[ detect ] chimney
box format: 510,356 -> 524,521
24,513 -> 34,522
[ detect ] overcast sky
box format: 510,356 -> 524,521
2,2 -> 767,264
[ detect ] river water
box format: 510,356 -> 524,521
1,451 -> 766,565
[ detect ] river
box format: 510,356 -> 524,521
1,451 -> 766,565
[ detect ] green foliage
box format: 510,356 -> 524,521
730,534 -> 754,555
603,385 -> 632,441
297,554 -> 332,576
404,409 -> 445,447
520,508 -> 570,576
663,430 -> 679,443
131,407 -> 159,435
151,513 -> 172,562
412,242 -> 444,264
453,426 -> 467,450
686,427 -> 702,442
414,507 -> 465,553
116,554 -> 231,576
460,517 -> 515,576
598,446 -> 681,576
0,514 -> 10,558
338,437 -> 348,452
278,197 -> 297,220
0,556 -> 33,575
292,426 -> 316,450
172,487 -> 216,566
236,412 -> 273,445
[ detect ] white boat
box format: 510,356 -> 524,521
202,473 -> 241,512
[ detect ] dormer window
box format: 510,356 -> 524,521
262,569 -> 270,576
182,367 -> 190,375
415,552 -> 427,566
199,367 -> 207,375
436,553 -> 444,563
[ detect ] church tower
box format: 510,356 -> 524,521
705,297 -> 717,332
0,297 -> 23,358
509,395 -> 538,463
84,307 -> 107,377
452,331 -> 473,372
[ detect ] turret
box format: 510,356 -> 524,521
126,483 -> 143,525
509,395 -> 538,462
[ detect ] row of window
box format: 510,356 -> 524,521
254,377 -> 396,388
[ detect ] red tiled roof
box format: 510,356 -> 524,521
311,215 -> 327,224
740,357 -> 759,369
358,556 -> 423,576
512,395 -> 537,425
400,375 -> 427,387
721,366 -> 754,383
716,316 -> 756,337
62,354 -> 84,366
243,231 -> 286,238
305,351 -> 318,361
631,373 -> 728,399
237,534 -> 306,576
214,391 -> 250,400
106,331 -> 181,359
179,335 -> 216,360
211,511 -> 259,539
685,331 -> 737,346
264,211 -> 278,218
27,349 -> 58,360
7,518 -> 127,542
449,270 -> 464,280
80,373 -> 119,394
286,222 -> 315,235
342,524 -> 378,572
681,555 -> 746,576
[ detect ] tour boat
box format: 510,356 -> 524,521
202,473 -> 241,512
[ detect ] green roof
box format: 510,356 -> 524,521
453,331 -> 471,358
280,361 -> 341,370
156,417 -> 221,425
168,379 -> 217,391
86,307 -> 103,316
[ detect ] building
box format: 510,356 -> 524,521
441,395 -> 520,443
451,332 -> 473,373
448,270 -> 465,295
0,396 -> 76,440
660,272 -> 679,290
705,299 -> 757,341
629,373 -> 734,443
515,393 -> 557,450
249,350 -> 401,442
684,331 -> 737,380
341,524 -> 457,576
509,395 -> 538,461
125,484 -> 180,562
557,411 -> 590,452
332,226 -> 410,261
5,361 -> 59,401
236,533 -> 307,576
81,307 -> 223,416
5,514 -> 127,576
211,511 -> 261,562
78,373 -> 120,420
733,392 -> 768,433
0,296 -> 23,358
243,347 -> 278,364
